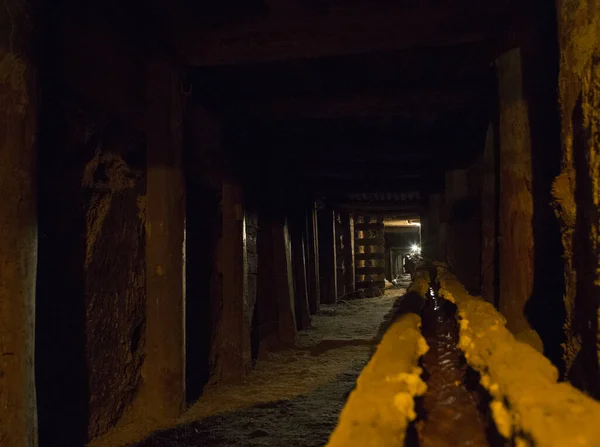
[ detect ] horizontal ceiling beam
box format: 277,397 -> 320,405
206,81 -> 494,120
176,4 -> 508,66
332,202 -> 424,212
299,176 -> 443,193
277,140 -> 481,163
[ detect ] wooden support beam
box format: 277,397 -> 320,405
145,57 -> 186,418
0,0 -> 38,443
305,204 -> 321,314
338,211 -> 355,295
256,213 -> 298,352
282,144 -> 458,164
176,4 -> 507,66
333,202 -> 424,213
211,181 -> 252,381
233,84 -> 493,120
318,207 -> 337,304
291,214 -> 311,330
335,211 -> 346,297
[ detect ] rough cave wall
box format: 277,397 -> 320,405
496,49 -> 536,340
554,0 -> 600,395
36,6 -> 147,443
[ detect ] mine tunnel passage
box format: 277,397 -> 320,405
3,0 -> 600,447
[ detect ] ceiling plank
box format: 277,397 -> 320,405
175,4 -> 508,66
223,83 -> 493,120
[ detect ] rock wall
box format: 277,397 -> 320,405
554,0 -> 600,395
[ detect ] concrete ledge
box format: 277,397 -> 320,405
437,266 -> 600,447
326,308 -> 428,446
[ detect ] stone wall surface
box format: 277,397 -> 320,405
554,0 -> 600,395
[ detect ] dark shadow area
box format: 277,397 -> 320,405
492,94 -> 501,311
446,196 -> 482,296
35,90 -> 90,447
185,180 -> 222,404
569,90 -> 600,397
520,18 -> 567,376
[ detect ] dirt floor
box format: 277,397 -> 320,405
92,287 -> 403,447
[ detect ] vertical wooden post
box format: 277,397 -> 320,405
291,215 -> 311,329
335,211 -> 346,296
210,181 -> 251,381
497,48 -> 535,337
305,203 -> 320,314
0,0 -> 38,443
318,207 -> 337,304
255,213 -> 297,352
277,218 -> 298,345
481,123 -> 497,305
145,57 -> 186,418
349,214 -> 356,290
339,210 -> 355,294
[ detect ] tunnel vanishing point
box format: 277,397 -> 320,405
2,0 -> 600,446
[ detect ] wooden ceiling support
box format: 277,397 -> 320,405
176,3 -> 509,66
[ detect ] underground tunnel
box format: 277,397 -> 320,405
2,0 -> 600,446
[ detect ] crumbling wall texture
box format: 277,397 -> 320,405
83,144 -> 146,436
554,0 -> 600,396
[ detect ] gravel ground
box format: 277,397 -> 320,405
127,289 -> 404,447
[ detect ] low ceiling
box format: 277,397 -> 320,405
171,0 -> 537,212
